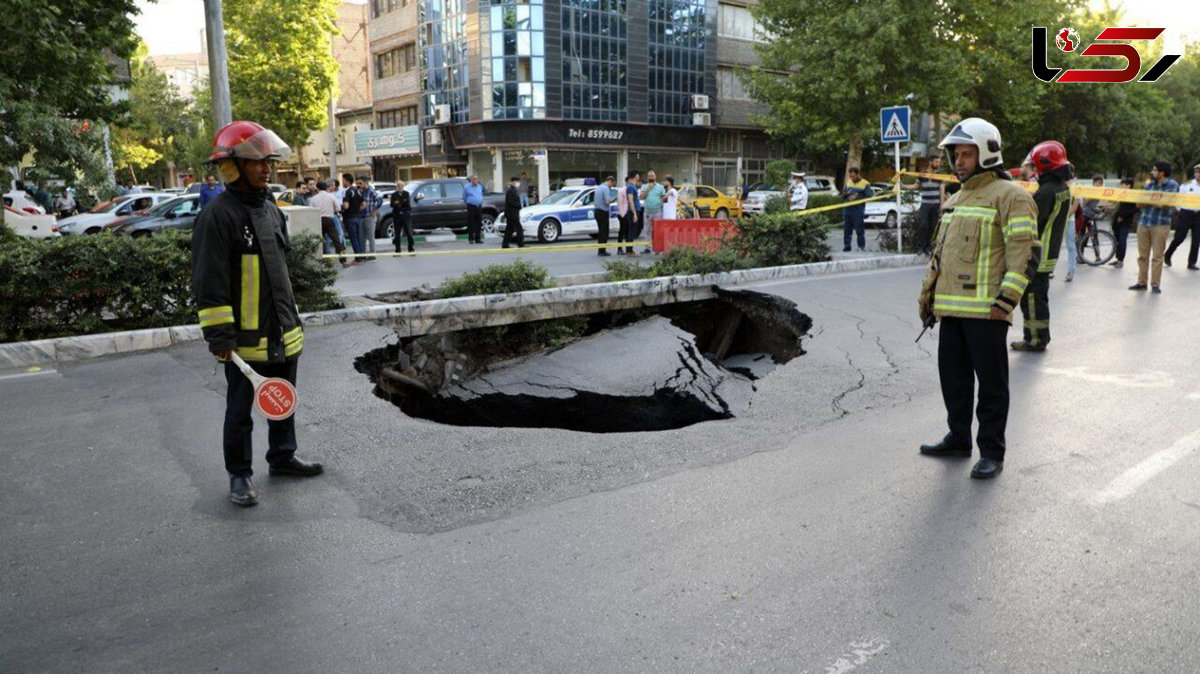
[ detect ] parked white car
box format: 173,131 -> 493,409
742,175 -> 839,214
58,193 -> 175,235
3,206 -> 60,238
496,186 -> 617,243
864,189 -> 919,228
3,190 -> 47,215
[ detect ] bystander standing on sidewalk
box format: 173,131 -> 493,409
913,157 -> 944,253
360,177 -> 382,261
1110,177 -> 1138,268
310,180 -> 351,267
199,174 -> 224,209
617,172 -> 640,256
841,167 -> 871,252
391,180 -> 415,254
291,180 -> 310,207
464,175 -> 485,244
639,170 -> 665,254
518,172 -> 530,208
1165,163 -> 1200,270
594,175 -> 615,256
662,177 -> 678,220
502,176 -> 525,249
341,176 -> 365,255
1130,160 -> 1180,294
1061,167 -> 1080,282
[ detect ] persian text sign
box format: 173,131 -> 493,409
355,126 -> 420,157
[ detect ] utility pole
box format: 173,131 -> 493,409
328,92 -> 338,183
203,0 -> 232,129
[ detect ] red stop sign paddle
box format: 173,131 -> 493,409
230,352 -> 298,421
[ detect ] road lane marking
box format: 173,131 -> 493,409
1092,429 -> 1200,505
1042,366 -> 1172,388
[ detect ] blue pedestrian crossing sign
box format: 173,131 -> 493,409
880,105 -> 911,143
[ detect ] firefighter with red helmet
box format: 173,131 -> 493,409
1011,140 -> 1073,352
192,121 -> 323,507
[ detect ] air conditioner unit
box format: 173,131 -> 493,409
434,104 -> 452,125
424,128 -> 443,146
691,94 -> 710,110
692,112 -> 712,126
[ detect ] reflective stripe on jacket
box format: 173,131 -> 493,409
920,171 -> 1041,323
192,190 -> 304,362
1033,177 -> 1072,273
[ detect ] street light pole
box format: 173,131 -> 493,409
203,0 -> 232,129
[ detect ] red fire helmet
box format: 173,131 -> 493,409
208,121 -> 292,163
1029,140 -> 1068,176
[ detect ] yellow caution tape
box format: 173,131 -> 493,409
325,240 -> 657,260
788,188 -> 899,217
898,170 -> 1200,208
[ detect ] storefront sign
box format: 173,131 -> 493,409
354,126 -> 420,157
453,121 -> 710,151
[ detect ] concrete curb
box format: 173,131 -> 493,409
0,254 -> 924,369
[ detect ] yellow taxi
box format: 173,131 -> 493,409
275,189 -> 297,207
678,184 -> 742,220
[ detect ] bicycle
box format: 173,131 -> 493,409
1077,211 -> 1116,266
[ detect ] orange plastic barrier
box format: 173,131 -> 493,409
652,219 -> 736,253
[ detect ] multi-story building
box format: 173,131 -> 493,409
148,52 -> 208,101
368,0 -> 790,196
276,1 -> 374,184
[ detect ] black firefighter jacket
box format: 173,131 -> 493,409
192,188 -> 304,363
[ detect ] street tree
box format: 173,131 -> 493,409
223,0 -> 341,175
746,0 -> 1072,174
0,0 -> 140,192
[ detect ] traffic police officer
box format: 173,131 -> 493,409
1012,140 -> 1072,352
917,118 -> 1041,479
192,121 -> 324,506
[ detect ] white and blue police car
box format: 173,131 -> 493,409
497,183 -> 620,243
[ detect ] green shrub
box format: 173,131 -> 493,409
0,231 -> 341,343
731,212 -> 832,266
653,246 -> 758,275
764,194 -> 790,215
765,159 -> 796,190
877,212 -> 921,253
437,259 -> 555,298
437,260 -> 589,354
603,258 -> 657,281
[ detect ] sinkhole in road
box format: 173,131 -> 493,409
355,288 -> 812,433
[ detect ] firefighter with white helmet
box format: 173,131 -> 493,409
192,121 -> 324,507
916,117 -> 1042,480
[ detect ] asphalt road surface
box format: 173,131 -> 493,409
336,229 -> 888,297
3,260 -> 1199,672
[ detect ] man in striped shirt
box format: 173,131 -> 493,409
913,155 -> 946,254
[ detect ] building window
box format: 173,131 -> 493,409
375,43 -> 417,80
421,0 -> 470,125
717,67 -> 749,100
377,106 -> 419,128
483,0 -> 546,120
718,3 -> 759,41
562,0 -> 628,122
373,0 -> 410,18
649,0 -> 707,126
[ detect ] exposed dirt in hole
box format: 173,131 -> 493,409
354,288 -> 811,433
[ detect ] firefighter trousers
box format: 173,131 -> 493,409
938,317 -> 1009,461
1018,272 -> 1052,348
223,358 -> 298,477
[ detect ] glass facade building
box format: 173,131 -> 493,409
484,0 -> 547,120
561,0 -> 628,122
648,0 -> 707,126
420,0 -> 470,126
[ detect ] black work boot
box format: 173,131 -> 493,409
970,458 -> 1004,479
230,475 -> 258,507
268,455 -> 324,477
1010,341 -> 1046,352
919,434 -> 972,458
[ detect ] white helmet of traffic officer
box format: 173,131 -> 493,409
938,117 -> 1004,170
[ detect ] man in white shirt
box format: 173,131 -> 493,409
788,171 -> 809,211
53,188 -> 76,217
1166,163 -> 1200,269
310,181 -> 353,266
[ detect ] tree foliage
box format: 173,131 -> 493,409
224,0 -> 341,154
111,41 -> 205,184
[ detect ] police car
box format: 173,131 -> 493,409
496,185 -> 619,243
